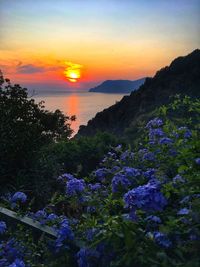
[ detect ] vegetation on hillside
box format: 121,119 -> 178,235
0,96 -> 199,267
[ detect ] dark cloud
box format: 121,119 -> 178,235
16,64 -> 45,74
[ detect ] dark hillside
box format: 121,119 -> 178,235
77,49 -> 200,137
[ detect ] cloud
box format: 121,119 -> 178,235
16,64 -> 45,74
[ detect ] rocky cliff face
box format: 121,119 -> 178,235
77,49 -> 200,137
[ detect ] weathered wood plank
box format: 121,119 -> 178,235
0,206 -> 57,238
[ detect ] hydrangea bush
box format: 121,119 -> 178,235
0,96 -> 199,266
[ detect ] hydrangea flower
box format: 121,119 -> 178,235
94,168 -> 109,182
33,209 -> 47,224
55,218 -> 74,249
178,127 -> 192,138
124,179 -> 167,212
8,259 -> 25,267
159,137 -> 173,145
47,213 -> 58,221
120,150 -> 134,161
11,192 -> 27,203
111,173 -> 131,193
195,158 -> 200,165
177,208 -> 190,215
143,169 -> 156,180
0,221 -> 7,234
153,231 -> 172,248
173,174 -> 185,184
143,152 -> 155,161
57,173 -> 74,182
123,167 -> 141,177
66,178 -> 85,196
77,247 -> 100,267
149,128 -> 165,141
146,215 -> 161,224
146,118 -> 163,129
88,183 -> 101,191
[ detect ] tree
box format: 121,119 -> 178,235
0,71 -> 75,191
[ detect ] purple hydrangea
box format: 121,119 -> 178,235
11,192 -> 27,203
124,179 -> 167,212
177,208 -> 190,215
153,231 -> 172,248
146,118 -> 163,129
111,173 -> 131,193
0,221 -> 7,234
66,178 -> 85,196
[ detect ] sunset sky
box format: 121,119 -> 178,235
0,0 -> 199,91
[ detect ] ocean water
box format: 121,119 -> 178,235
34,91 -> 128,134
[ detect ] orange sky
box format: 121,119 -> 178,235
0,0 -> 199,90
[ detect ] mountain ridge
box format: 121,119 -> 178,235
77,49 -> 200,137
89,78 -> 146,93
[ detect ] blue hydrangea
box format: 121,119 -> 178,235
195,158 -> 200,165
66,178 -> 85,196
94,168 -> 109,182
173,174 -> 185,184
146,118 -> 163,129
149,128 -> 165,141
85,228 -> 97,241
177,208 -> 190,215
8,259 -> 25,267
11,192 -> 27,203
124,179 -> 167,212
47,213 -> 58,221
120,150 -> 134,161
142,152 -> 155,161
143,169 -> 156,180
88,183 -> 101,191
153,231 -> 172,248
1,238 -> 25,265
34,209 -> 47,225
77,248 -> 100,267
123,167 -> 141,177
159,137 -> 173,145
0,221 -> 7,234
178,127 -> 192,138
111,173 -> 131,193
55,218 -> 74,249
57,173 -> 74,182
146,215 -> 161,224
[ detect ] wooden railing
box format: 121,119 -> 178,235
0,206 -> 57,238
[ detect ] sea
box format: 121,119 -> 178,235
33,91 -> 128,135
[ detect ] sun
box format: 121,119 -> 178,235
64,62 -> 82,83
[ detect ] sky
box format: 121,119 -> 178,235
0,0 -> 200,91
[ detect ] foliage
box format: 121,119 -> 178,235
0,71 -> 75,192
0,96 -> 199,266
